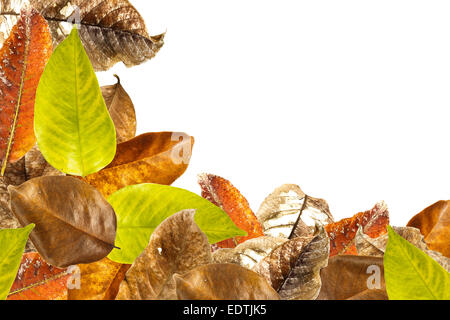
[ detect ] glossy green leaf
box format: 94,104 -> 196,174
384,225 -> 450,300
0,224 -> 34,300
34,28 -> 116,177
107,183 -> 247,264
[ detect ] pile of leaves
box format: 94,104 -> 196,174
0,1 -> 449,301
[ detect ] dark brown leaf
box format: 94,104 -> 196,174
116,210 -> 212,300
101,75 -> 136,144
8,176 -> 117,268
174,263 -> 280,300
317,255 -> 388,300
256,184 -> 333,239
253,225 -> 329,300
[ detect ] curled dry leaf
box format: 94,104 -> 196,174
0,8 -> 52,175
407,200 -> 450,258
174,263 -> 280,300
83,132 -> 194,198
0,0 -> 165,71
198,173 -> 263,248
325,201 -> 389,256
317,255 -> 387,300
101,75 -> 136,144
8,176 -> 117,268
256,184 -> 333,239
7,252 -> 69,300
68,258 -> 130,300
212,236 -> 287,270
253,225 -> 329,300
116,210 -> 212,300
356,226 -> 450,271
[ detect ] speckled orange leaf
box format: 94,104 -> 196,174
0,8 -> 52,175
325,201 -> 389,257
198,173 -> 263,248
407,200 -> 450,258
68,258 -> 130,300
82,132 -> 194,197
7,252 -> 69,300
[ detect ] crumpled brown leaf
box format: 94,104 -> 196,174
9,176 -> 117,268
355,226 -> 450,271
0,0 -> 165,71
116,210 -> 212,300
256,184 -> 333,239
101,75 -> 136,144
83,132 -> 194,198
407,200 -> 450,258
174,263 -> 280,300
68,257 -> 130,300
317,255 -> 388,300
325,201 -> 389,256
253,225 -> 329,300
212,236 -> 287,270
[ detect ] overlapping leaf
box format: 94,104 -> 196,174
0,0 -> 165,71
107,183 -> 246,264
257,184 -> 333,239
317,255 -> 387,300
174,264 -> 280,300
35,28 -> 117,177
0,224 -> 34,300
101,75 -> 136,144
68,257 -> 130,300
212,237 -> 287,270
83,132 -> 193,198
0,8 -> 52,175
356,226 -> 450,271
116,210 -> 212,300
8,176 -> 117,268
407,200 -> 450,258
384,226 -> 450,300
198,173 -> 264,248
253,225 -> 329,300
7,252 -> 69,300
325,201 -> 389,256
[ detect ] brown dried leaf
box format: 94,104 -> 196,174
68,258 -> 130,300
407,200 -> 450,258
356,226 -> 450,271
253,225 -> 329,300
257,184 -> 333,239
198,173 -> 264,248
24,144 -> 63,180
101,75 -> 136,144
83,132 -> 194,198
8,176 -> 117,268
212,236 -> 287,270
325,201 -> 389,256
174,263 -> 280,300
116,210 -> 212,300
317,255 -> 388,300
0,0 -> 165,71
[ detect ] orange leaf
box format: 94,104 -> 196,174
7,252 -> 69,300
325,201 -> 389,257
82,132 -> 194,197
0,8 -> 52,175
198,173 -> 263,248
407,200 -> 450,258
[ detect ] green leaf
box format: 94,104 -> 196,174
0,224 -> 34,300
34,28 -> 116,176
384,225 -> 450,300
107,184 -> 247,264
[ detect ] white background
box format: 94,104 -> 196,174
97,0 -> 450,226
